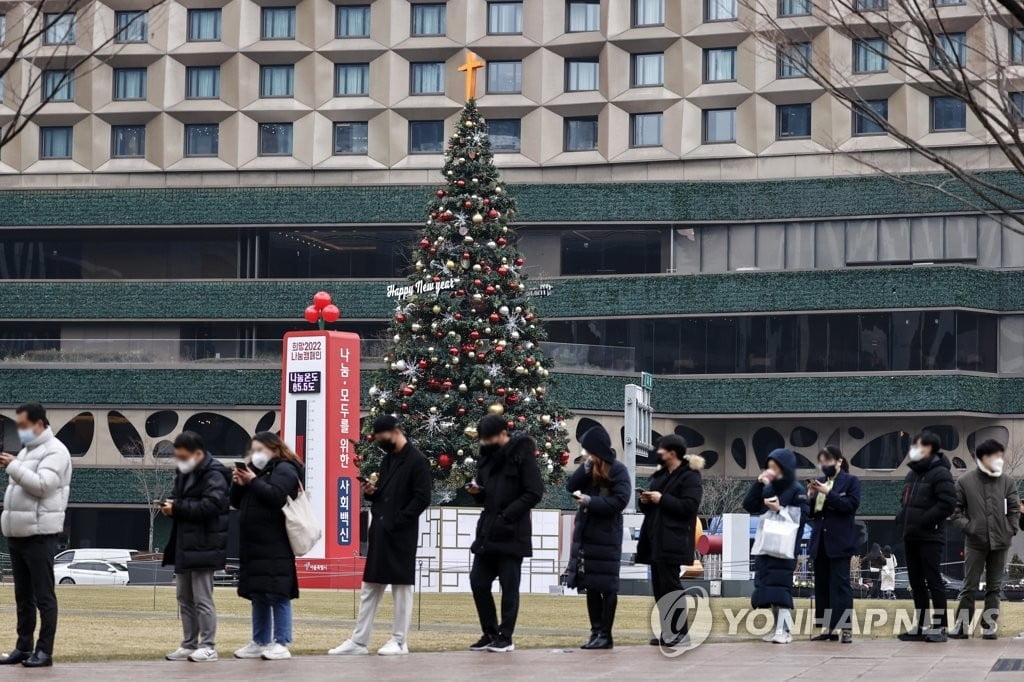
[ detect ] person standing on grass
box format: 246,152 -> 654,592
807,446 -> 861,644
896,431 -> 956,643
949,439 -> 1019,640
161,431 -> 231,663
0,403 -> 71,669
329,415 -> 431,657
636,434 -> 704,648
231,432 -> 304,661
564,424 -> 631,650
466,414 -> 544,653
743,449 -> 809,645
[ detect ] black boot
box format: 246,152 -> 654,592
0,650 -> 31,665
580,629 -> 599,649
22,652 -> 53,668
582,633 -> 613,650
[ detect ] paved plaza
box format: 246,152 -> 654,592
24,640 -> 1024,682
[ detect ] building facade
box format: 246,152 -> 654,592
1,0 -> 1023,563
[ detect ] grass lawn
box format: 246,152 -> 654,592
2,586 -> 1024,662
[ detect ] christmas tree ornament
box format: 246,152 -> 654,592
487,403 -> 505,415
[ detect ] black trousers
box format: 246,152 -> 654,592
904,538 -> 947,630
9,535 -> 59,655
470,553 -> 522,639
585,591 -> 618,636
813,542 -> 853,632
650,562 -> 687,639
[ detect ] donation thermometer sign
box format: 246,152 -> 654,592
281,331 -> 363,588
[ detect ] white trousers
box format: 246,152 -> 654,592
352,581 -> 414,646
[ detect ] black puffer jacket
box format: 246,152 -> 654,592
897,453 -> 956,543
470,433 -> 544,558
565,459 -> 631,593
636,455 -> 704,566
163,455 -> 230,572
230,458 -> 302,599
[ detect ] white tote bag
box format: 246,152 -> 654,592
283,483 -> 322,556
751,506 -> 800,560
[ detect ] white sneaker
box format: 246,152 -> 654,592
771,631 -> 793,644
233,641 -> 266,659
328,639 -> 369,656
761,632 -> 776,642
377,638 -> 408,656
261,643 -> 292,660
165,647 -> 195,661
188,647 -> 219,662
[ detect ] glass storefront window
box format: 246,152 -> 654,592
560,229 -> 662,275
264,229 -> 415,278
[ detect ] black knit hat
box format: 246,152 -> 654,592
580,425 -> 615,463
477,414 -> 509,439
372,415 -> 399,434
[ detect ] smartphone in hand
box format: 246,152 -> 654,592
234,461 -> 248,471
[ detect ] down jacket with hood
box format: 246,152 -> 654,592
162,454 -> 231,572
636,454 -> 705,566
565,457 -> 632,593
896,451 -> 956,543
1,428 -> 72,538
743,448 -> 809,610
470,432 -> 544,558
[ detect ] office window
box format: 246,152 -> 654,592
411,62 -> 445,94
566,59 -> 599,91
489,119 -> 521,152
44,13 -> 75,45
777,103 -> 811,138
703,108 -> 736,143
853,38 -> 887,73
260,65 -> 294,97
258,123 -> 293,155
40,127 -> 72,158
1012,29 -> 1024,64
186,67 -> 220,98
931,96 -> 966,131
488,2 -> 522,34
778,42 -> 811,78
855,0 -> 887,8
567,1 -> 600,32
42,70 -> 73,102
704,47 -> 736,82
1011,92 -> 1024,125
412,4 -> 446,35
334,121 -> 369,154
261,7 -> 296,39
778,0 -> 811,15
932,32 -> 967,68
335,63 -> 370,96
185,124 -> 219,157
113,68 -> 146,100
486,61 -> 522,94
632,53 -> 664,87
111,125 -> 145,158
706,0 -> 738,20
336,5 -> 370,37
115,11 -> 147,43
632,0 -> 664,26
565,116 -> 598,151
188,9 -> 221,41
853,99 -> 888,135
933,0 -> 964,5
409,120 -> 444,153
631,113 -> 662,147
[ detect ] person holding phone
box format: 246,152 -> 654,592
636,435 -> 704,648
743,449 -> 809,644
563,425 -> 631,650
230,432 -> 304,661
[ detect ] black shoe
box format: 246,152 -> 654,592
0,650 -> 30,665
21,652 -> 52,668
649,637 -> 660,646
982,632 -> 998,641
469,635 -> 494,651
662,634 -> 690,648
810,633 -> 839,641
581,634 -> 613,650
841,631 -> 853,644
485,637 -> 514,653
898,631 -> 926,642
924,630 -> 948,643
948,631 -> 969,640
580,631 -> 599,649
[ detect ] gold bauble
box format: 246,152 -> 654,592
487,403 -> 505,415
472,213 -> 484,224
541,414 -> 552,424
432,305 -> 442,314
464,426 -> 478,438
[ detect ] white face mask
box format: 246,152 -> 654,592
908,446 -> 925,462
251,449 -> 271,470
986,457 -> 1005,476
176,456 -> 198,474
17,428 -> 37,445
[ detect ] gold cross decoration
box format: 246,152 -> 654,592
458,51 -> 486,101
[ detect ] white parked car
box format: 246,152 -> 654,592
54,548 -> 136,565
54,560 -> 130,586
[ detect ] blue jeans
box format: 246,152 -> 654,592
251,594 -> 292,645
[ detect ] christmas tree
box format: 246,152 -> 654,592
361,99 -> 572,500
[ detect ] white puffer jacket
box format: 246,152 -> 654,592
2,428 -> 72,538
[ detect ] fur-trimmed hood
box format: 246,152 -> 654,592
683,453 -> 706,471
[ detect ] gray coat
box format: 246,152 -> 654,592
951,468 -> 1020,551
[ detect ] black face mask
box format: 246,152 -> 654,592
479,443 -> 500,458
822,464 -> 837,478
377,439 -> 396,453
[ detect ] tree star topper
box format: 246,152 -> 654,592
458,51 -> 485,101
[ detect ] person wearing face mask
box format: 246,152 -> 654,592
949,439 -> 1019,639
329,415 -> 431,657
0,403 -> 72,669
230,432 -> 304,661
895,431 -> 956,643
806,446 -> 861,644
466,414 -> 543,653
160,431 -> 230,663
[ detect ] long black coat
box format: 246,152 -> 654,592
363,442 -> 432,585
636,455 -> 704,566
162,455 -> 230,572
470,434 -> 544,558
565,460 -> 631,593
230,458 -> 302,600
897,453 -> 956,543
808,470 -> 862,559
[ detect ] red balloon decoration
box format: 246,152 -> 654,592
322,304 -> 341,323
304,305 -> 319,323
313,291 -> 332,310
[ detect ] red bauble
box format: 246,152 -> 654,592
509,282 -> 518,290
430,212 -> 438,219
428,378 -> 440,390
313,291 -> 332,310
439,213 -> 451,222
497,237 -> 507,246
476,352 -> 487,361
418,359 -> 429,370
469,331 -> 480,340
454,313 -> 463,319
535,450 -> 541,457
449,347 -> 459,356
494,346 -> 505,354
432,276 -> 441,282
457,407 -> 467,415
507,393 -> 520,405
496,387 -> 506,396
438,453 -> 453,468
488,313 -> 500,323
525,357 -> 535,366
457,179 -> 466,187
517,416 -> 527,422
401,403 -> 409,411
507,421 -> 515,430
429,247 -> 437,255
464,201 -> 473,208
303,305 -> 319,323
560,452 -> 571,466
483,198 -> 491,205
487,209 -> 499,219
462,251 -> 471,260
473,279 -> 483,287
322,304 -> 341,323
419,238 -> 430,249
442,380 -> 453,390
497,266 -> 509,277
525,313 -> 536,322
402,386 -> 414,397
485,286 -> 495,295
436,189 -> 446,198
515,258 -> 524,266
